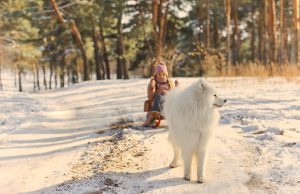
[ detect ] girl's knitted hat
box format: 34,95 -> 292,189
155,63 -> 168,76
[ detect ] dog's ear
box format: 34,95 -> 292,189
197,81 -> 204,93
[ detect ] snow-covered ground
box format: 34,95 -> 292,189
0,72 -> 299,194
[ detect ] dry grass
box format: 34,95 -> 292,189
219,63 -> 300,78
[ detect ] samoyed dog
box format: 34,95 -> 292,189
163,78 -> 226,183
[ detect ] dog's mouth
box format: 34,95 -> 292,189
213,103 -> 223,108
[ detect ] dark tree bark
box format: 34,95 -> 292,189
225,0 -> 231,66
232,0 -> 240,65
116,7 -> 129,80
279,0 -> 288,64
258,10 -> 263,62
213,12 -> 220,49
69,20 -> 89,80
91,17 -> 103,80
263,0 -> 269,65
196,1 -> 205,45
35,63 -> 40,90
42,64 -> 47,90
267,0 -> 277,64
250,0 -> 256,62
99,23 -> 110,79
60,54 -> 65,88
54,65 -> 58,88
31,63 -> 37,91
18,65 -> 22,92
116,12 -> 123,79
292,0 -> 299,64
59,68 -> 65,88
152,0 -> 159,60
49,60 -> 54,89
159,1 -> 169,56
68,58 -> 78,84
205,0 -> 210,48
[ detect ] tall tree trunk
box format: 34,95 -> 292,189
279,0 -> 288,64
258,0 -> 264,62
292,0 -> 299,64
35,63 -> 40,90
232,0 -> 240,65
115,1 -> 129,80
205,0 -> 210,48
71,58 -> 79,83
49,60 -> 53,89
55,64 -> 58,88
159,0 -> 169,56
283,0 -> 289,63
18,65 -> 22,92
99,23 -> 110,79
69,20 -> 89,81
264,0 -> 269,65
32,62 -> 41,90
116,12 -> 124,79
31,63 -> 37,91
268,0 -> 277,64
67,66 -> 71,86
213,12 -> 220,49
60,55 -> 65,88
122,58 -> 129,79
196,1 -> 205,46
42,65 -> 47,90
91,18 -> 103,80
251,0 -> 256,62
152,0 -> 159,62
225,0 -> 231,66
50,0 -> 90,81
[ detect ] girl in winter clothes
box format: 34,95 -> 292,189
143,62 -> 174,127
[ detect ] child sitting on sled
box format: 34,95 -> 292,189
143,61 -> 174,127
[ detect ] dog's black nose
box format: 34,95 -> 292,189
224,99 -> 227,103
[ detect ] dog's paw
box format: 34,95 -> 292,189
169,162 -> 178,168
197,177 -> 205,184
183,176 -> 191,181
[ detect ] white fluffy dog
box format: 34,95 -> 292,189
164,78 -> 226,183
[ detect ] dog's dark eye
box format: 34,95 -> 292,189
213,94 -> 217,97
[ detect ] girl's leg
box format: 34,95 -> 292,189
143,111 -> 161,127
143,112 -> 153,126
151,94 -> 163,113
144,94 -> 164,126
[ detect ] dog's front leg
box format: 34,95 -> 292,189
182,149 -> 193,181
197,148 -> 208,183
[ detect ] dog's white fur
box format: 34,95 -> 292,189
164,78 -> 226,183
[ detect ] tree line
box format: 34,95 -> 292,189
0,0 -> 300,91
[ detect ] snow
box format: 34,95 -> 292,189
0,72 -> 299,194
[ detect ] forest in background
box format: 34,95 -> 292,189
0,0 -> 300,91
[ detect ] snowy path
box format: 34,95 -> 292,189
0,77 -> 148,193
0,76 -> 299,193
0,88 -> 96,193
118,126 -> 251,194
